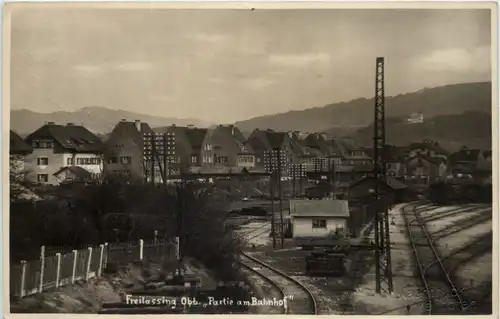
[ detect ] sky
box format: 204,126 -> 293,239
9,6 -> 492,124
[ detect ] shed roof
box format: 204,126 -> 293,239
289,199 -> 350,218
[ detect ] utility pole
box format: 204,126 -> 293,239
276,148 -> 284,249
270,171 -> 276,249
373,57 -> 393,294
265,151 -> 277,249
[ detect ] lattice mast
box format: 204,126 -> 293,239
373,57 -> 393,293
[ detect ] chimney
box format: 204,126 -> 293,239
287,131 -> 293,139
120,119 -> 126,122
134,120 -> 141,132
187,124 -> 195,129
67,123 -> 75,126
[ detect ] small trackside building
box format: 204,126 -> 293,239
289,199 -> 350,239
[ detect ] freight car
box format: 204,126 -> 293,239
305,251 -> 346,277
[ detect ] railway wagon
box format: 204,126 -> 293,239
305,252 -> 346,277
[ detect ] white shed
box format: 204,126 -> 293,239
290,199 -> 350,239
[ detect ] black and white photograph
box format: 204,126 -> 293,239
5,2 -> 497,315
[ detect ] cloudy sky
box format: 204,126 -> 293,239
9,5 -> 492,124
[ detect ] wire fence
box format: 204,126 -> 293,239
9,238 -> 178,299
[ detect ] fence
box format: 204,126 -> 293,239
10,238 -> 178,299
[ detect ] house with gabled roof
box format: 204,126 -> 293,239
185,126 -> 210,167
208,125 -> 255,169
247,129 -> 296,172
24,122 -> 104,185
104,119 -> 153,183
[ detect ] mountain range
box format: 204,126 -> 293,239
234,81 -> 492,133
10,106 -> 210,136
10,82 -> 492,150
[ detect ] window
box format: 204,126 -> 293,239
191,155 -> 197,164
203,156 -> 212,164
76,157 -> 101,165
312,219 -> 327,229
120,156 -> 132,164
108,157 -> 118,164
204,144 -> 213,151
67,158 -> 74,165
256,157 -> 261,163
37,157 -> 48,166
32,140 -> 54,149
239,156 -> 254,163
37,174 -> 48,183
216,156 -> 228,164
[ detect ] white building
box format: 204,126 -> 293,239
290,199 -> 350,239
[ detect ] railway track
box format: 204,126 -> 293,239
403,203 -> 466,314
239,252 -> 318,315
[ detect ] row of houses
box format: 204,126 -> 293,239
9,119 -> 492,186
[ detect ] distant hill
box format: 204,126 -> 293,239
347,111 -> 492,152
10,106 -> 210,135
234,82 -> 492,133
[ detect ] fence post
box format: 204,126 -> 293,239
103,242 -> 109,269
85,247 -> 93,281
20,260 -> 27,297
175,237 -> 180,261
71,250 -> 78,283
39,246 -> 45,293
139,239 -> 144,261
55,253 -> 62,288
97,244 -> 104,277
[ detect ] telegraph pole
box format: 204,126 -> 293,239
373,57 -> 393,294
276,148 -> 284,249
270,171 -> 276,249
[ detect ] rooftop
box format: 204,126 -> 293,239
10,130 -> 32,154
26,123 -> 104,153
289,199 -> 350,218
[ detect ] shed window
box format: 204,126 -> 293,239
312,219 -> 327,229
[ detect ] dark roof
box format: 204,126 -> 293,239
26,123 -> 104,153
302,134 -> 338,157
185,128 -> 208,150
10,130 -> 32,154
450,149 -> 482,162
246,129 -> 289,152
350,176 -> 407,190
53,166 -> 92,179
407,141 -> 449,155
247,129 -> 272,153
156,125 -> 194,157
290,199 -> 350,217
265,131 -> 287,149
106,121 -> 153,152
211,125 -> 254,157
